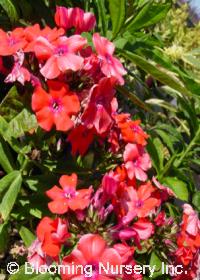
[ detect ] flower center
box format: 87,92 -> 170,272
84,262 -> 99,279
132,125 -> 140,133
135,200 -> 144,208
8,37 -> 17,46
63,187 -> 76,199
50,98 -> 62,112
53,101 -> 59,110
55,45 -> 68,56
105,54 -> 112,64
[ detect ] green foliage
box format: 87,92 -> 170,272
0,171 -> 22,220
162,177 -> 189,201
149,251 -> 163,278
0,0 -> 19,23
125,1 -> 171,32
109,0 -> 125,38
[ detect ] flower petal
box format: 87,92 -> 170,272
57,54 -> 84,72
40,56 -> 60,79
77,234 -> 106,262
48,199 -> 69,214
59,174 -> 77,189
32,86 -> 50,111
36,107 -> 54,131
54,111 -> 74,131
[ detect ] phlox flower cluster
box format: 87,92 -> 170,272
0,6 -> 199,280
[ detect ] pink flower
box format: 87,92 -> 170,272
123,183 -> 159,223
152,176 -> 176,200
182,204 -> 200,236
46,173 -> 93,214
132,218 -> 154,240
34,35 -> 86,79
0,28 -> 27,56
154,211 -> 167,226
27,239 -> 53,269
67,125 -> 94,156
102,171 -> 120,197
82,77 -> 116,134
5,51 -> 30,85
24,24 -> 64,52
61,234 -> 122,280
113,243 -> 134,264
93,33 -> 126,85
175,246 -> 194,266
55,6 -> 96,34
36,217 -> 70,257
123,143 -> 151,181
32,81 -> 80,131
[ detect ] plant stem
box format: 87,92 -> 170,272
174,126 -> 200,168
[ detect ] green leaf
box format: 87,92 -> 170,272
0,116 -> 31,154
166,202 -> 179,218
7,108 -> 38,139
149,251 -> 163,278
147,137 -> 165,173
19,226 -> 35,247
117,85 -> 153,112
0,222 -> 9,253
155,129 -> 175,153
24,174 -> 58,193
0,0 -> 19,22
0,171 -> 22,221
122,51 -> 191,97
0,86 -> 23,121
192,192 -> 200,211
162,177 -> 189,201
182,54 -> 200,70
153,137 -> 164,171
9,265 -> 51,280
155,123 -> 183,143
95,0 -> 107,36
146,99 -> 177,113
0,135 -> 15,173
125,2 -> 171,31
0,171 -> 20,194
109,0 -> 125,38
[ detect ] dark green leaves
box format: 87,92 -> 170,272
0,222 -> 9,253
19,226 -> 35,247
162,177 -> 189,201
109,0 -> 125,38
95,0 -> 107,36
0,171 -> 22,220
122,51 -> 191,97
0,86 -> 23,121
193,192 -> 200,211
0,0 -> 19,23
0,136 -> 15,173
149,251 -> 163,279
0,170 -> 20,194
8,108 -> 38,139
125,1 -> 171,31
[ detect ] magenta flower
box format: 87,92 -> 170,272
82,77 -> 116,134
123,143 -> 151,181
55,6 -> 96,34
122,183 -> 159,223
93,33 -> 126,85
5,51 -> 30,85
61,234 -> 122,280
34,35 -> 87,79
